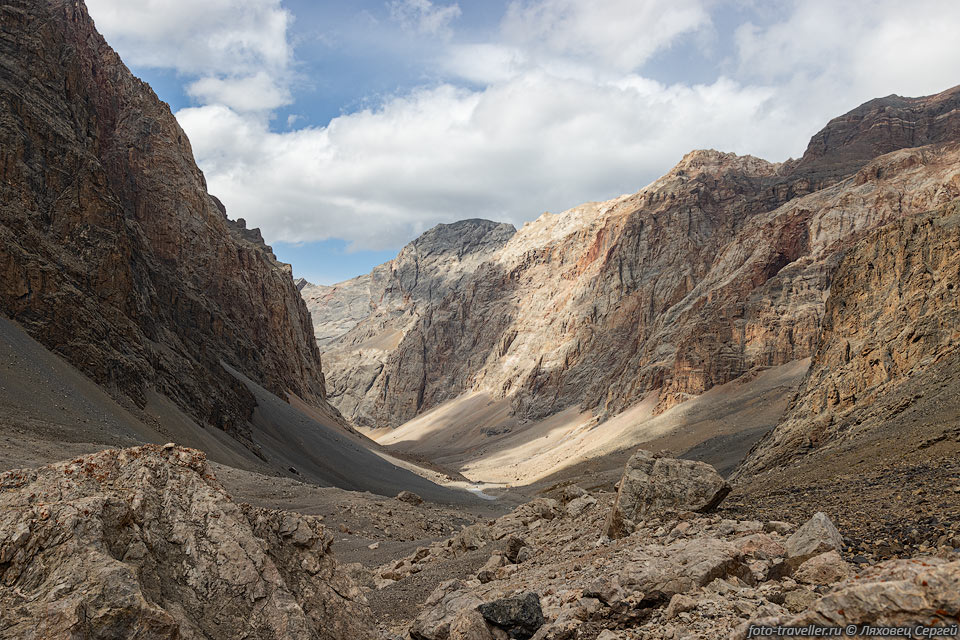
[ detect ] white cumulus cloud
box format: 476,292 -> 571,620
87,0 -> 960,257
86,0 -> 292,112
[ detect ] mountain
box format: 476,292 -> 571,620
736,201 -> 960,480
307,87 -> 960,464
301,219 -> 516,425
0,0 -> 478,503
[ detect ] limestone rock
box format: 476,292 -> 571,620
0,446 -> 373,639
449,610 -> 496,640
603,450 -> 730,538
785,512 -> 844,565
739,558 -> 960,638
618,537 -> 751,599
411,580 -> 485,640
793,551 -> 853,585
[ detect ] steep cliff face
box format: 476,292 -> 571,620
308,219 -> 516,425
736,202 -> 960,479
309,88 -> 960,430
0,0 -> 326,434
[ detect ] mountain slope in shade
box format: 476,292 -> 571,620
0,0 -> 325,438
0,0 -> 480,502
308,87 -> 960,442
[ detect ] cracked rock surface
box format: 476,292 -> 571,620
0,445 -> 374,639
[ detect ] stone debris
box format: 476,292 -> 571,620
0,445 -> 373,640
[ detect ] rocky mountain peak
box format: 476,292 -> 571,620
405,219 -> 517,258
667,149 -> 783,181
789,84 -> 960,184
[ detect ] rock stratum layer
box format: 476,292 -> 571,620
737,201 -> 960,479
0,0 -> 327,436
0,445 -> 373,639
308,87 -> 960,430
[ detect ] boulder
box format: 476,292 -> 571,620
397,490 -> 425,505
793,551 -> 853,585
478,593 -> 545,640
785,512 -> 843,565
411,580 -> 485,640
736,558 -> 960,638
0,446 -> 373,640
603,450 -> 730,538
456,524 -> 492,552
450,610 -> 496,640
618,537 -> 751,599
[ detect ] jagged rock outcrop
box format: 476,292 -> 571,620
0,0 -> 328,437
603,450 -> 730,539
306,219 -> 516,426
0,445 -> 374,639
737,201 -> 960,478
309,88 -> 960,431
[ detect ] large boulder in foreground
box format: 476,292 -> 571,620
604,450 -> 730,538
0,445 -> 374,640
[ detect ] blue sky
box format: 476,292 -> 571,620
85,0 -> 960,284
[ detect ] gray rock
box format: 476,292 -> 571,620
411,580 -> 485,640
793,550 -> 853,585
604,450 -> 730,538
449,609 -> 496,640
618,537 -> 751,599
785,512 -> 843,564
736,558 -> 960,639
478,592 -> 545,640
0,446 -> 373,639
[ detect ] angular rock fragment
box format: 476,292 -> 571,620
603,450 -> 730,538
478,592 -> 545,640
785,512 -> 843,565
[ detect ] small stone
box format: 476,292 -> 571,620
397,491 -> 424,505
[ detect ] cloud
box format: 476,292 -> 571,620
734,0 -> 960,122
86,0 -> 292,112
388,0 -> 462,38
188,71 -> 292,112
500,0 -> 711,72
175,74 -> 793,249
90,0 -> 960,258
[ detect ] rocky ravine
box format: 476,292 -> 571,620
308,88 -> 960,433
0,0 -> 329,438
738,200 -> 960,479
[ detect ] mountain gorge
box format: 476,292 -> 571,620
2,1 -> 960,637
0,0 -> 475,502
306,88 -> 960,483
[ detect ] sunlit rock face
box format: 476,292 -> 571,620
0,0 -> 330,435
308,87 -> 960,429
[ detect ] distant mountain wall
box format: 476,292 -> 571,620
307,87 -> 960,430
